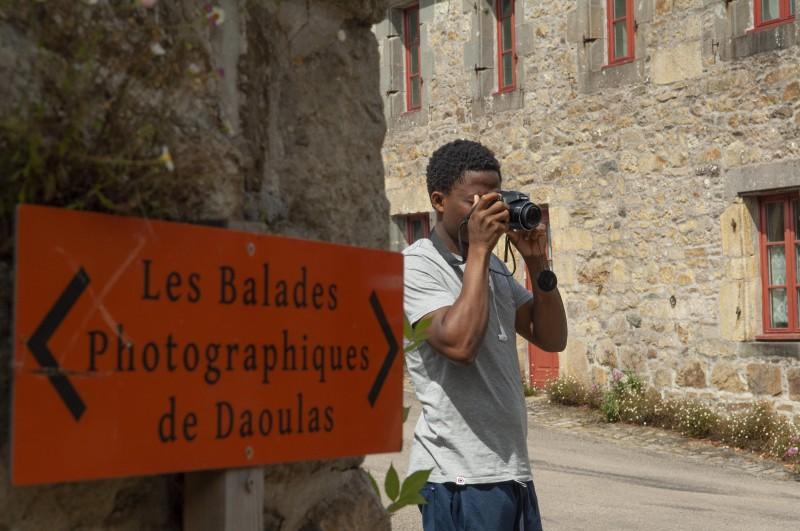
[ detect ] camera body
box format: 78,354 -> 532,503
498,191 -> 542,231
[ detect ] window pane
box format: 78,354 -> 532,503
770,288 -> 788,328
796,244 -> 800,285
502,16 -> 513,51
762,0 -> 780,21
407,10 -> 418,43
502,0 -> 512,17
765,202 -> 784,242
769,246 -> 787,285
791,0 -> 796,16
614,21 -> 628,59
410,76 -> 420,108
502,53 -> 513,87
794,199 -> 799,237
614,0 -> 627,18
410,45 -> 419,74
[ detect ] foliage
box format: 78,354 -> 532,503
367,316 -> 433,514
545,372 -> 800,473
0,0 -> 229,259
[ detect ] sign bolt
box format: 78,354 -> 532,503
247,242 -> 255,256
245,446 -> 254,460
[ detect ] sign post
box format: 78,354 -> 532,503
11,205 -> 404,491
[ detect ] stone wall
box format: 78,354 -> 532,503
377,0 -> 800,420
1,1 -> 390,529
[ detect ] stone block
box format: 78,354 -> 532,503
652,40 -> 703,85
592,366 -> 608,386
720,203 -> 745,257
783,81 -> 800,102
597,339 -> 618,367
787,368 -> 800,400
730,0 -> 752,39
387,7 -> 404,38
719,281 -> 745,341
589,0 -> 605,39
711,363 -> 747,393
562,339 -> 591,386
747,364 -> 783,396
620,347 -> 647,374
463,38 -> 479,71
557,228 -> 593,252
566,5 -> 587,44
549,206 -> 570,230
385,37 -> 403,93
677,361 -> 707,388
517,23 -> 535,57
637,0 -> 655,23
656,0 -> 673,16
588,39 -> 605,72
654,368 -> 673,388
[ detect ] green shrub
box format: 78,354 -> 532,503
545,375 -> 588,406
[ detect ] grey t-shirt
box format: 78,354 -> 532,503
403,238 -> 534,484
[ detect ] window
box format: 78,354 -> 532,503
754,0 -> 795,29
403,213 -> 430,245
496,0 -> 516,92
607,0 -> 635,65
758,194 -> 800,338
403,4 -> 421,112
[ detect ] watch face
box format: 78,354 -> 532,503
537,270 -> 557,292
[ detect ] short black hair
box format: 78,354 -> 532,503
426,139 -> 501,196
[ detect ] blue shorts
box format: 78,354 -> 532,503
419,480 -> 543,531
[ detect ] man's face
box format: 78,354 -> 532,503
435,169 -> 502,242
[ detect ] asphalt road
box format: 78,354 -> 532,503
364,391 -> 800,531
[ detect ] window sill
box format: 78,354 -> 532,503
493,87 -> 517,96
747,17 -> 796,35
756,333 -> 800,341
602,57 -> 635,70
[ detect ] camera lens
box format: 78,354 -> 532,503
519,203 -> 542,230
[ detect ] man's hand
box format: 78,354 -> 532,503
467,193 -> 509,254
507,223 -> 548,260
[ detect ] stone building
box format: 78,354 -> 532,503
375,0 -> 800,418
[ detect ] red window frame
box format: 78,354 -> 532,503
606,0 -> 635,66
496,0 -> 516,93
753,0 -> 795,31
404,213 -> 430,245
403,4 -> 422,112
757,193 -> 800,340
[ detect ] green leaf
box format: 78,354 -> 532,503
384,463 -> 400,502
387,493 -> 428,513
366,471 -> 381,499
402,406 -> 411,423
398,468 -> 432,501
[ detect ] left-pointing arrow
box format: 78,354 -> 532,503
26,268 -> 90,421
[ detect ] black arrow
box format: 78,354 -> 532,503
26,268 -> 90,421
367,291 -> 398,407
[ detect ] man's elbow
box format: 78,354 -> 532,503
441,344 -> 479,365
534,333 -> 568,353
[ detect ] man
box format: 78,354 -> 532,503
403,139 -> 568,530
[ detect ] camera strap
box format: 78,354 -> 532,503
429,229 -> 465,282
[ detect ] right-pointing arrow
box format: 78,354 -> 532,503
26,268 -> 90,421
367,291 -> 398,407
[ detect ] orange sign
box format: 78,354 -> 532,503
12,205 -> 404,485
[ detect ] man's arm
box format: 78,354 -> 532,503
515,255 -> 568,352
421,194 -> 508,364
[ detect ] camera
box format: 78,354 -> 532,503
498,191 -> 542,231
